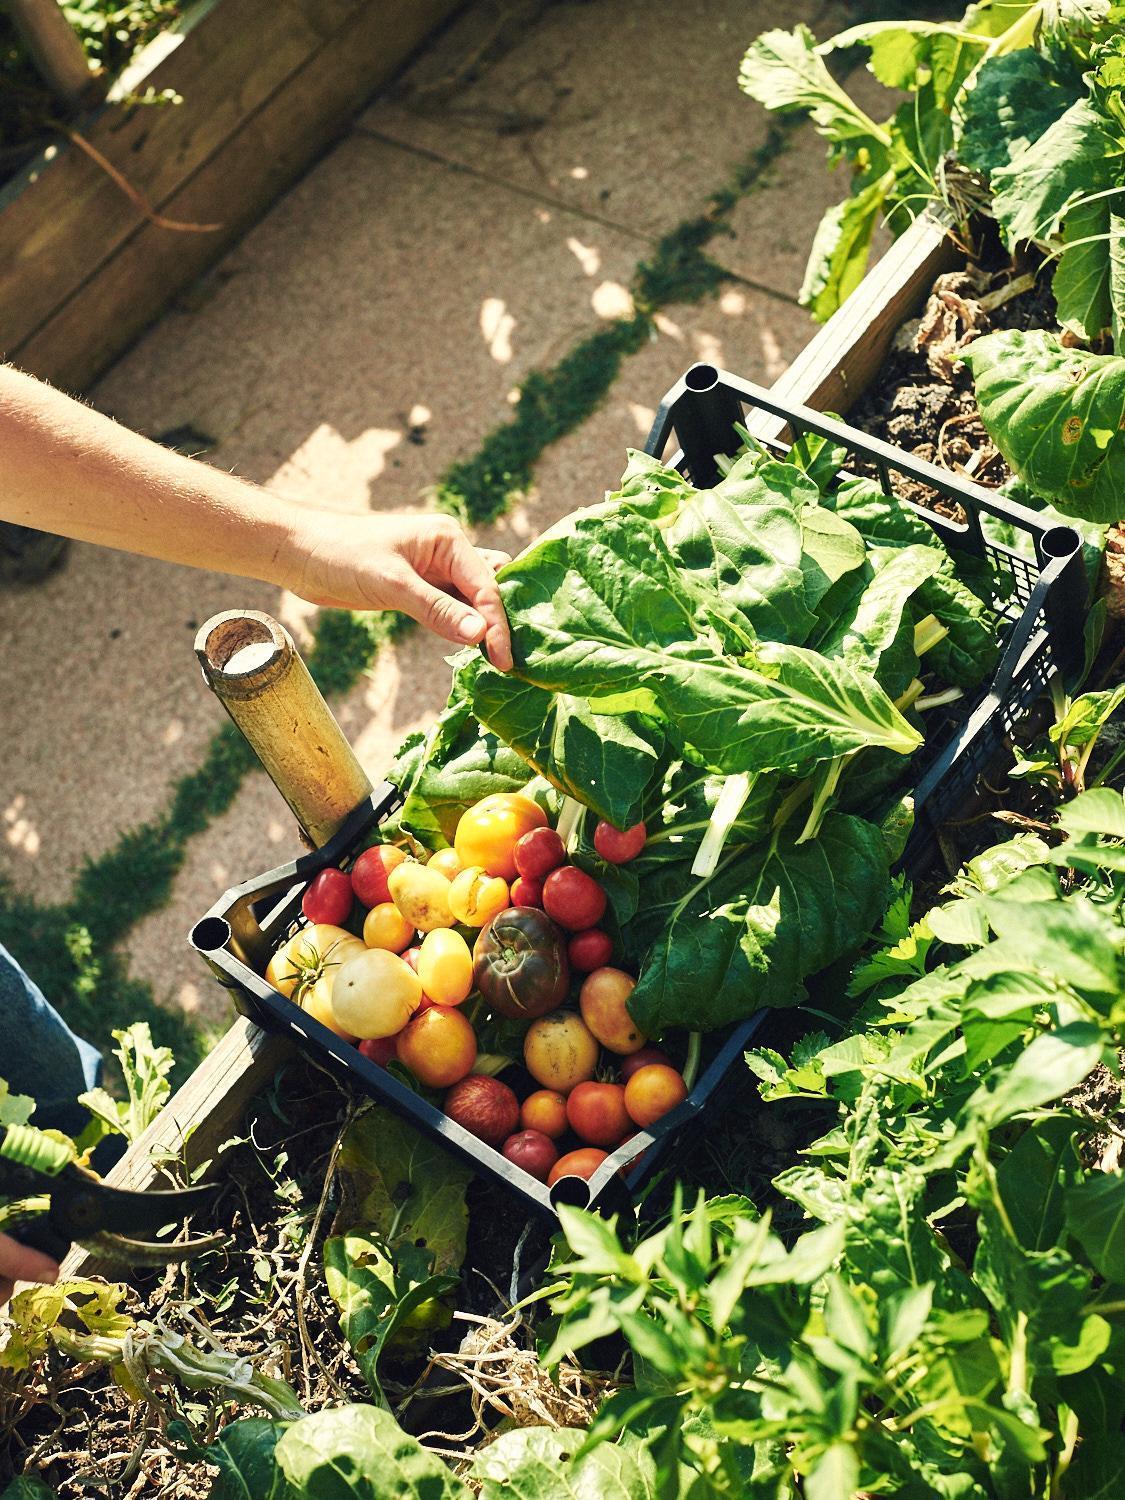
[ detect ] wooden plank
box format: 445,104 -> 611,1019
0,0 -> 371,354
746,209 -> 961,440
13,0 -> 464,388
59,1019 -> 291,1280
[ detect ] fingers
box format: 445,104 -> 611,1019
388,564 -> 492,651
443,538 -> 514,671
0,1232 -> 58,1305
478,548 -> 511,574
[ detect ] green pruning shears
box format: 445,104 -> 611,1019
0,1123 -> 224,1266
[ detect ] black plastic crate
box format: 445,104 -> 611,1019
191,364 -> 1086,1222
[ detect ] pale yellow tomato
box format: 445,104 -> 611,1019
416,928 -> 474,1007
265,924 -> 364,999
388,863 -> 456,932
448,866 -> 510,927
363,902 -> 415,953
428,847 -> 463,880
330,948 -> 422,1039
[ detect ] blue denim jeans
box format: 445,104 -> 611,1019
0,942 -> 103,1136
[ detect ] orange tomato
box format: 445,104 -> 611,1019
454,794 -> 548,881
624,1064 -> 688,1127
520,1089 -> 568,1139
579,967 -> 645,1055
547,1147 -> 608,1187
566,1081 -> 632,1148
428,847 -> 463,880
396,1006 -> 477,1088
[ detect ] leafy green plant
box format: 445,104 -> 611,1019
537,787 -> 1125,1497
738,1 -> 1124,324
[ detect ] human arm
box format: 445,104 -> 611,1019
0,365 -> 512,668
0,1231 -> 58,1306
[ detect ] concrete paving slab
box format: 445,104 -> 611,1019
360,0 -> 840,240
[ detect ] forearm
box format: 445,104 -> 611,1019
0,364 -> 298,585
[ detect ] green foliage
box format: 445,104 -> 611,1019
77,1022 -> 174,1147
965,329 -> 1125,522
541,788 -> 1125,1496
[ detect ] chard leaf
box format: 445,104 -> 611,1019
738,25 -> 889,149
468,1427 -> 659,1498
275,1406 -> 468,1500
990,98 -> 1120,249
492,512 -> 921,776
822,19 -> 987,97
207,1419 -> 289,1500
799,506 -> 868,609
800,173 -> 893,322
628,813 -> 889,1035
964,329 -> 1125,523
957,48 -> 1083,176
1054,195 -> 1115,339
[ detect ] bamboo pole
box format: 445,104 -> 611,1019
7,0 -> 103,107
193,609 -> 373,847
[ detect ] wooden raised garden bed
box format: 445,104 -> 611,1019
0,0 -> 463,392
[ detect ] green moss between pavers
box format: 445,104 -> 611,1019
0,120 -> 799,1083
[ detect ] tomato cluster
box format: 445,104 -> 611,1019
265,795 -> 680,1190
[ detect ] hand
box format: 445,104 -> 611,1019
281,510 -> 513,671
0,1231 -> 58,1306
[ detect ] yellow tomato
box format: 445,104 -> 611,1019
523,1011 -> 599,1094
448,866 -> 510,927
330,948 -> 422,1039
265,924 -> 364,999
428,847 -> 463,880
416,928 -> 474,1007
363,902 -> 415,953
388,862 -> 456,932
453,794 -> 548,881
301,974 -> 356,1040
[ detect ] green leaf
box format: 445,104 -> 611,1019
957,48 -> 1083,175
469,1427 -> 660,1499
0,1080 -> 35,1129
990,98 -> 1120,249
333,1108 -> 472,1275
970,1022 -> 1104,1125
628,813 -> 889,1035
206,1418 -> 290,1500
804,1442 -> 859,1500
1054,196 -> 1114,339
1058,787 -> 1125,838
1,1482 -> 58,1499
800,174 -> 891,322
1051,685 -> 1125,750
323,1233 -> 457,1405
996,1116 -> 1083,1252
1067,1173 -> 1125,1281
964,329 -> 1125,524
275,1405 -> 469,1499
738,25 -> 890,149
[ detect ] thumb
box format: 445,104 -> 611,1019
393,568 -> 487,648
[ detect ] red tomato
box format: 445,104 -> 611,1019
514,827 -> 567,881
402,946 -> 422,972
302,868 -> 353,926
510,876 -> 544,908
620,1046 -> 673,1081
566,1081 -> 632,1148
593,820 -> 647,864
547,1148 -> 608,1187
351,845 -> 406,907
624,1065 -> 688,1127
502,1129 -> 558,1181
358,1036 -> 398,1067
542,867 -> 607,931
445,1074 -> 520,1147
568,928 -> 612,973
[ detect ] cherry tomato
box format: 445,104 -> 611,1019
624,1064 -> 688,1127
363,902 -> 414,953
454,794 -> 548,881
397,1007 -> 477,1088
514,827 -> 567,881
510,876 -> 543,908
568,928 -> 612,973
502,1129 -> 558,1181
542,866 -> 606,931
520,1089 -> 568,1139
358,1036 -> 398,1067
445,1074 -> 520,1147
473,907 -> 569,1020
351,845 -> 406,907
547,1148 -> 608,1187
593,820 -> 647,864
620,1046 -> 673,1082
302,868 -> 353,926
566,1081 -> 632,1148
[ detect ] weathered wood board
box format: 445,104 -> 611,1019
1,0 -> 464,390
